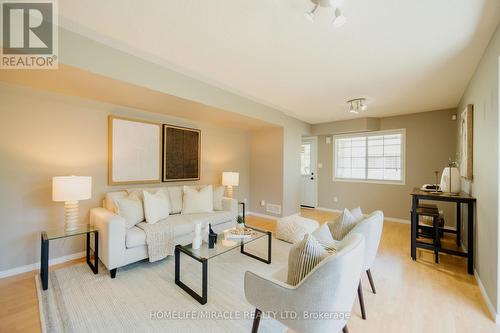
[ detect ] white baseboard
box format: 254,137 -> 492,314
316,207 -> 411,224
474,270 -> 500,323
247,211 -> 280,220
0,251 -> 86,279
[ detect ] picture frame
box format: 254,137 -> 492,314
162,124 -> 201,182
108,115 -> 162,185
459,104 -> 473,180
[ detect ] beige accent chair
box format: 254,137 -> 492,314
244,234 -> 365,333
346,210 -> 384,320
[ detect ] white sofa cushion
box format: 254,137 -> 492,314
126,226 -> 147,248
213,186 -> 225,211
167,186 -> 183,214
182,185 -> 213,214
143,190 -> 170,224
114,194 -> 144,229
104,191 -> 128,213
185,211 -> 235,227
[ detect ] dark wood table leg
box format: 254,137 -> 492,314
467,202 -> 474,275
40,233 -> 49,290
411,196 -> 419,260
456,203 -> 462,247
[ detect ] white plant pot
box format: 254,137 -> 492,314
440,167 -> 461,194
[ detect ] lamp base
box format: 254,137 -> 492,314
225,185 -> 233,198
64,201 -> 80,231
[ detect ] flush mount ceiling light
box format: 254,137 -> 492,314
304,0 -> 346,27
347,98 -> 367,114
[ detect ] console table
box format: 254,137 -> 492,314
40,225 -> 98,290
410,188 -> 476,274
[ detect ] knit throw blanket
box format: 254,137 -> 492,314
136,221 -> 175,262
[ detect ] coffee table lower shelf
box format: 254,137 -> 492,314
174,230 -> 272,305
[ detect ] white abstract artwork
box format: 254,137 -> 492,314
459,105 -> 473,180
109,116 -> 161,185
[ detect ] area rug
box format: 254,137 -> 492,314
36,237 -> 290,333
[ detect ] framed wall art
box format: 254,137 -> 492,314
459,104 -> 473,180
108,115 -> 161,185
162,124 -> 201,182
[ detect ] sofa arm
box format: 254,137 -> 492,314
222,197 -> 238,214
90,207 -> 126,270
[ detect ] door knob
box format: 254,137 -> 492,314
310,177 -> 314,180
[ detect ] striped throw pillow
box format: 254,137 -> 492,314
328,208 -> 359,241
287,234 -> 329,286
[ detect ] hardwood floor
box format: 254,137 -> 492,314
1,209 -> 498,333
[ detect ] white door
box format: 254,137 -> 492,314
300,137 -> 317,208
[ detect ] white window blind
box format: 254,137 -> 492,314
334,130 -> 405,184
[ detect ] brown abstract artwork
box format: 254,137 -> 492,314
163,124 -> 201,181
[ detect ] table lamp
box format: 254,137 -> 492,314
222,172 -> 239,198
52,176 -> 92,231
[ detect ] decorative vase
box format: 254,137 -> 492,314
440,166 -> 461,194
192,223 -> 202,250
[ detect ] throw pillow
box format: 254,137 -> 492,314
312,223 -> 339,253
287,234 -> 329,286
167,186 -> 183,214
213,186 -> 225,211
328,208 -> 359,241
143,190 -> 170,224
182,185 -> 213,214
350,206 -> 364,222
114,194 -> 144,229
276,215 -> 319,244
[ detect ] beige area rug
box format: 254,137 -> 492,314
36,238 -> 290,333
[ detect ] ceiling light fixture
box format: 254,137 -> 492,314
305,0 -> 346,27
347,98 -> 367,114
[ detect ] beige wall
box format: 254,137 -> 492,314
315,109 -> 457,223
0,83 -> 251,271
456,23 -> 500,312
249,128 -> 284,216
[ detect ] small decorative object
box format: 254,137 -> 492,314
52,176 -> 92,231
440,160 -> 461,195
163,124 -> 201,182
236,215 -> 245,228
192,222 -> 202,250
222,172 -> 239,198
208,223 -> 217,248
459,104 -> 473,180
226,227 -> 254,240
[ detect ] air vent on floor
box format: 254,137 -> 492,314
266,203 -> 281,215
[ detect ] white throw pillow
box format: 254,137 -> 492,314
167,186 -> 183,214
182,185 -> 213,214
287,234 -> 329,286
350,206 -> 364,222
114,194 -> 144,229
312,223 -> 339,253
328,208 -> 359,241
143,190 -> 170,224
276,215 -> 319,244
213,186 -> 225,211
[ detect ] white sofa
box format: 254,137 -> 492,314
90,186 -> 238,278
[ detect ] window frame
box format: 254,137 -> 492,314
332,128 -> 406,185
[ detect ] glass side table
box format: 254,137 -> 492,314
40,224 -> 98,290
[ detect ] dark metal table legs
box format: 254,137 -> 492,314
86,231 -> 99,274
40,233 -> 49,290
175,245 -> 208,305
411,197 -> 418,260
241,231 -> 272,264
467,202 -> 474,275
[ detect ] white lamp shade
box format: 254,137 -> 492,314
52,176 -> 92,202
222,172 -> 239,186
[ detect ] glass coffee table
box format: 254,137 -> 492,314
174,225 -> 272,304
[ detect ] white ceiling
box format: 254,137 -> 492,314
59,0 -> 500,124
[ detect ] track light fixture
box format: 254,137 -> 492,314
305,0 -> 347,27
347,98 -> 367,114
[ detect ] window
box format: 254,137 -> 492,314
333,129 -> 405,184
300,142 -> 311,175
